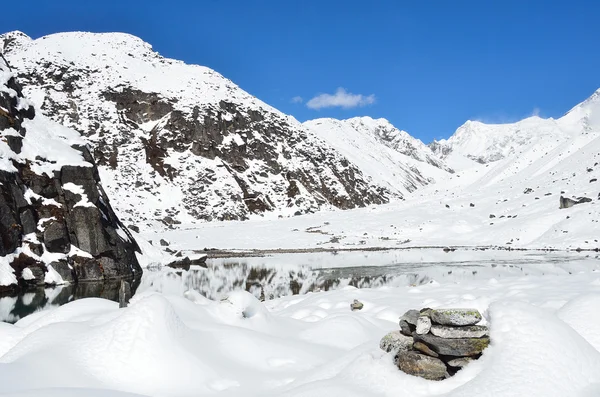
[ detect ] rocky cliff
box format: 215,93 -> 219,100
0,53 -> 141,292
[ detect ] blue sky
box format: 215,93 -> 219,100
3,0 -> 600,142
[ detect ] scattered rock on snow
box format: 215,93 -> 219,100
351,299 -> 364,311
166,255 -> 207,270
560,196 -> 592,209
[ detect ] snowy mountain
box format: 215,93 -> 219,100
304,117 -> 452,196
161,88 -> 600,251
430,89 -> 600,169
1,31 -> 426,229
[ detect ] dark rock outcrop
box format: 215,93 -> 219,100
0,54 -> 142,291
559,196 -> 592,209
166,255 -> 207,271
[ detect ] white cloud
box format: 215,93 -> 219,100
306,88 -> 376,110
291,96 -> 303,104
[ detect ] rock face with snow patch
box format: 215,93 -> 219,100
304,117 -> 452,196
3,31 -> 399,228
0,54 -> 141,291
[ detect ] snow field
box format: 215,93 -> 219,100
0,270 -> 599,396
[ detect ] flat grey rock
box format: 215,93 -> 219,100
416,315 -> 432,335
447,357 -> 474,368
430,308 -> 482,326
413,341 -> 439,357
400,309 -> 420,326
379,330 -> 413,353
414,333 -> 490,357
399,320 -> 414,336
430,324 -> 488,339
397,351 -> 449,381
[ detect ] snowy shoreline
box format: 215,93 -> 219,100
197,245 -> 600,259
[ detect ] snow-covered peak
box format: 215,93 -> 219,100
434,88 -> 600,166
560,87 -> 600,131
307,116 -> 449,171
1,31 -> 31,53
304,117 -> 452,195
2,30 -> 284,119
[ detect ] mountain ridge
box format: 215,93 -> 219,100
4,30 -> 443,229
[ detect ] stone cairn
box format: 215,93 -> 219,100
380,308 -> 489,380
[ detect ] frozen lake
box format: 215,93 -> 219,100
2,248 -> 598,323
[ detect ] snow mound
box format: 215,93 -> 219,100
1,270 -> 600,396
557,293 -> 600,351
444,301 -> 600,397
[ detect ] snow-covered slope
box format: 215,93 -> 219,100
2,31 -> 405,229
1,268 -> 600,396
304,117 -> 452,196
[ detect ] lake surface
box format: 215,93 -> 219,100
2,249 -> 599,323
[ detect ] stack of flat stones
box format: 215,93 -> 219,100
380,308 -> 489,380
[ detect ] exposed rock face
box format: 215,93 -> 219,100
303,117 -> 453,196
559,195 -> 592,209
0,54 -> 141,291
3,31 -> 401,228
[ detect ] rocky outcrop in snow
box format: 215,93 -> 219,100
0,54 -> 141,292
2,31 -> 398,228
382,307 -> 489,380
